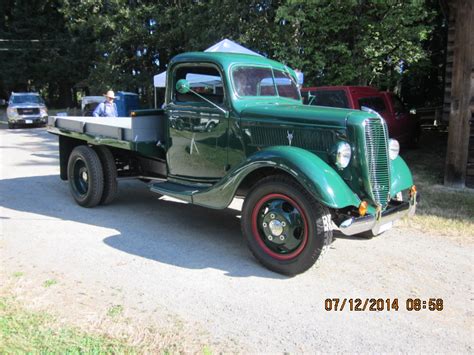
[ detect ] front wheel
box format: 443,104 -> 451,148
67,145 -> 104,207
241,176 -> 333,275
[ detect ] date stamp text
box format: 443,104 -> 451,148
324,298 -> 444,312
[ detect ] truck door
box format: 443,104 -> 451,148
165,64 -> 229,180
387,93 -> 412,143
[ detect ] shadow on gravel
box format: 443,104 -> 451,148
0,127 -> 58,150
332,232 -> 369,241
0,174 -> 284,279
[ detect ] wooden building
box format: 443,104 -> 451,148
442,0 -> 474,188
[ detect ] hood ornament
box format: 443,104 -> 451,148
287,130 -> 294,146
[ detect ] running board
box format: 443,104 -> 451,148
150,181 -> 210,203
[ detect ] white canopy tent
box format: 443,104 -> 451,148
152,39 -> 262,107
153,39 -> 262,88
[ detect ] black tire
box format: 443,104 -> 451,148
241,175 -> 333,275
206,122 -> 216,132
8,122 -> 15,129
94,146 -> 118,205
67,145 -> 104,207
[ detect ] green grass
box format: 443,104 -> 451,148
400,131 -> 474,238
202,345 -> 213,355
107,305 -> 124,318
43,279 -> 58,288
0,297 -> 137,353
12,272 -> 24,278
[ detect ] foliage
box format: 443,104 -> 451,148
275,0 -> 436,89
0,0 -> 444,107
0,0 -> 92,106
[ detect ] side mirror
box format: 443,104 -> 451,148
176,79 -> 190,94
175,78 -> 228,116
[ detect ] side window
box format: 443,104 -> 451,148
301,91 -> 311,104
391,95 -> 406,114
173,65 -> 224,105
358,97 -> 387,113
310,90 -> 349,108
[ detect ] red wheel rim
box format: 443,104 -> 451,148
251,193 -> 309,260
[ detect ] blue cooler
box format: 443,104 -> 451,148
115,91 -> 139,117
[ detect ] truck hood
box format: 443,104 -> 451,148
9,103 -> 46,109
239,103 -> 357,128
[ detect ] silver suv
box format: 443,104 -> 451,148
7,92 -> 48,129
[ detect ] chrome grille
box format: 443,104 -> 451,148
250,126 -> 336,151
364,118 -> 390,207
18,108 -> 40,115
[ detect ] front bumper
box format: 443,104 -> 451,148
8,115 -> 47,125
337,192 -> 419,236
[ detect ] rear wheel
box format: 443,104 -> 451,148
241,176 -> 332,275
206,122 -> 217,132
8,122 -> 15,129
67,145 -> 104,207
94,146 -> 118,205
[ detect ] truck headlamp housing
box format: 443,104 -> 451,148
388,139 -> 400,160
334,141 -> 352,169
7,107 -> 18,118
40,107 -> 48,117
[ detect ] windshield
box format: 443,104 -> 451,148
232,66 -> 300,100
11,94 -> 44,105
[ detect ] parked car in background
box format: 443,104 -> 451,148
81,92 -> 139,116
301,86 -> 420,147
7,92 -> 48,129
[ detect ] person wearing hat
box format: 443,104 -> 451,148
92,90 -> 118,117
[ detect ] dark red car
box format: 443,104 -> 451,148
301,86 -> 420,146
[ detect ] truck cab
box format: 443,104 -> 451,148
301,86 -> 420,147
48,52 -> 418,275
7,92 -> 48,128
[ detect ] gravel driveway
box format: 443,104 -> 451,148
0,126 -> 472,353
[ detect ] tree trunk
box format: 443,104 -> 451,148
56,82 -> 74,108
444,0 -> 474,187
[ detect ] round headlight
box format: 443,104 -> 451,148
7,107 -> 18,118
388,139 -> 400,160
335,142 -> 352,169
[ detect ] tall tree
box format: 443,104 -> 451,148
0,0 -> 98,106
275,0 -> 435,90
1,0 -> 442,108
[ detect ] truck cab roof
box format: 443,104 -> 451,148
170,52 -> 293,74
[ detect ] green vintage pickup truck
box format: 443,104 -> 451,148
48,52 -> 418,275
